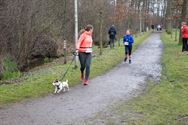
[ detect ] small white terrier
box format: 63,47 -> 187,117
52,80 -> 69,93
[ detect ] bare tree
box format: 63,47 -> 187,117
0,0 -> 167,71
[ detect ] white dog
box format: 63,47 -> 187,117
52,80 -> 69,93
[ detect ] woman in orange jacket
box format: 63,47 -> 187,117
181,22 -> 188,52
76,24 -> 93,85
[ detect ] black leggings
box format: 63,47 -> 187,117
125,45 -> 132,56
78,52 -> 92,80
182,38 -> 188,52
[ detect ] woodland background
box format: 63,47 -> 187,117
0,0 -> 188,79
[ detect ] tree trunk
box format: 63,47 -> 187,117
165,0 -> 172,34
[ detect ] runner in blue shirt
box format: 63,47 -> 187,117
123,30 -> 134,64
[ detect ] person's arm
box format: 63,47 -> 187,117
76,34 -> 85,50
181,26 -> 185,34
131,35 -> 134,44
123,36 -> 126,43
108,29 -> 111,35
181,26 -> 185,38
114,29 -> 117,35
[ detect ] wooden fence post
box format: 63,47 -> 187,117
63,39 -> 67,64
99,11 -> 103,55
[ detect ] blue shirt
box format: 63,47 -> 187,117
123,35 -> 134,46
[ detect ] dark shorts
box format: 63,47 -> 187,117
125,45 -> 132,55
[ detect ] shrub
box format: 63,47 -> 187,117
44,57 -> 51,63
166,29 -> 172,34
2,56 -> 21,80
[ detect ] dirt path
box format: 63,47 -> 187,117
0,33 -> 163,125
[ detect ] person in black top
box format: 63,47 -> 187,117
108,25 -> 117,48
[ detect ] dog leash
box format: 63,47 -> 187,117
59,52 -> 77,81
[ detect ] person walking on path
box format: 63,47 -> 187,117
76,24 -> 93,85
123,30 -> 134,64
108,25 -> 117,48
181,22 -> 188,53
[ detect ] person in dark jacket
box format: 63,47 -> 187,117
108,25 -> 117,48
181,22 -> 188,53
123,30 -> 134,64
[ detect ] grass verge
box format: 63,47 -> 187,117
0,32 -> 150,106
101,32 -> 188,125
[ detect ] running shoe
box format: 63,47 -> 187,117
124,57 -> 127,62
83,80 -> 89,86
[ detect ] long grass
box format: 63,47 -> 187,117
0,32 -> 151,106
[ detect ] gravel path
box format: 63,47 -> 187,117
0,33 -> 163,125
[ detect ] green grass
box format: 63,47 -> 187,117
108,32 -> 188,125
1,56 -> 21,80
0,32 -> 150,106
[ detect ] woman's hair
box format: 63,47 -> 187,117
85,24 -> 93,31
78,29 -> 85,38
182,22 -> 186,25
126,29 -> 130,34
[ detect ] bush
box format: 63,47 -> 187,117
0,72 -> 2,80
166,29 -> 172,34
2,71 -> 21,80
2,56 -> 21,80
44,57 -> 51,63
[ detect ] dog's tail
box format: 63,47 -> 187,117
66,80 -> 68,83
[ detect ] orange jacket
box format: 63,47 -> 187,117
76,31 -> 93,52
181,25 -> 188,38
